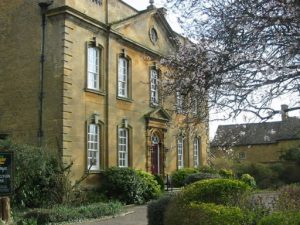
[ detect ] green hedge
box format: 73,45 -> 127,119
184,172 -> 221,186
21,201 -> 122,224
171,168 -> 199,187
181,178 -> 251,205
101,167 -> 161,204
148,195 -> 173,225
164,201 -> 253,225
258,211 -> 300,225
241,174 -> 256,188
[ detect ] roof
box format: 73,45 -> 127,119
211,117 -> 300,147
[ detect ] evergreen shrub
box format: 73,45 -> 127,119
147,195 -> 173,225
171,168 -> 198,187
101,167 -> 161,204
181,178 -> 251,205
164,201 -> 253,225
241,174 -> 256,188
258,211 -> 300,225
184,172 -> 221,186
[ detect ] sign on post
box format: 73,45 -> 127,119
0,152 -> 13,196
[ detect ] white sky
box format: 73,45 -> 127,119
122,0 -> 165,10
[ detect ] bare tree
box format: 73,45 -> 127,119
161,0 -> 300,120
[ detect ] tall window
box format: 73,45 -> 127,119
87,124 -> 100,170
177,137 -> 184,169
193,138 -> 200,167
176,92 -> 183,113
118,57 -> 128,98
150,69 -> 159,105
87,47 -> 100,90
118,128 -> 129,167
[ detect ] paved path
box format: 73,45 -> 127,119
70,205 -> 148,225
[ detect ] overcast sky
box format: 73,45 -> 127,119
123,0 -> 165,10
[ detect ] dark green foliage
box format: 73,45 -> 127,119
154,174 -> 165,191
171,168 -> 198,187
184,172 -> 221,185
164,201 -> 254,225
21,201 -> 122,224
258,211 -> 300,225
181,178 -> 251,205
234,162 -> 281,188
241,174 -> 256,188
276,184 -> 300,211
147,195 -> 173,225
280,148 -> 300,164
0,140 -> 71,208
101,167 -> 161,204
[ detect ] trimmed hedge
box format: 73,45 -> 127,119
164,201 -> 253,225
184,172 -> 221,186
258,211 -> 300,225
171,168 -> 199,187
181,178 -> 251,205
21,201 -> 122,224
148,195 -> 173,225
101,167 -> 161,204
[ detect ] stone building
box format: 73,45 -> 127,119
211,112 -> 300,164
0,0 -> 208,185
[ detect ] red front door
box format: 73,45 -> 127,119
151,144 -> 159,175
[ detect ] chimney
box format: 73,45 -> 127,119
281,104 -> 289,121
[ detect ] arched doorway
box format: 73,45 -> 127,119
151,134 -> 160,175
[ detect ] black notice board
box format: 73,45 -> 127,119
0,152 -> 13,196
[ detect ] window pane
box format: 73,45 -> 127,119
118,128 -> 128,167
87,124 -> 100,170
118,57 -> 128,97
87,47 -> 100,90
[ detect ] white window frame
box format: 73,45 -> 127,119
176,92 -> 183,113
87,123 -> 100,170
193,138 -> 200,168
87,47 -> 100,90
118,57 -> 128,98
118,128 -> 129,167
150,69 -> 159,105
177,137 -> 184,169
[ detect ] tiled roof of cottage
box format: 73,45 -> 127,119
211,117 -> 300,147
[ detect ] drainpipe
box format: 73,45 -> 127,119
37,0 -> 53,146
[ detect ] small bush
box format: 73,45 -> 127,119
154,174 -> 165,191
241,174 -> 256,188
258,211 -> 300,225
219,169 -> 234,179
275,184 -> 300,211
198,165 -> 218,174
101,167 -> 161,204
181,178 -> 251,205
184,172 -> 221,185
148,195 -> 173,225
171,168 -> 198,187
136,170 -> 162,201
22,201 -> 122,224
164,201 -> 253,225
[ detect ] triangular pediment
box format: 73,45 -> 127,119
110,8 -> 177,55
145,107 -> 171,122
